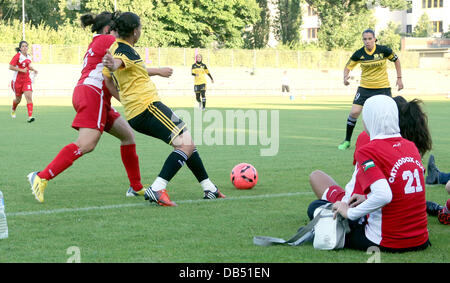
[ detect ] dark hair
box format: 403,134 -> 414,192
362,29 -> 378,42
111,12 -> 141,38
81,11 -> 116,34
393,96 -> 432,157
15,40 -> 28,52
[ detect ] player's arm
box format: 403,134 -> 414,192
393,58 -> 403,91
147,67 -> 173,78
343,51 -> 360,86
343,67 -> 351,86
29,63 -> 38,75
103,72 -> 120,102
204,65 -> 214,83
9,65 -> 27,73
103,50 -> 124,72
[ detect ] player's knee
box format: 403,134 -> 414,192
309,170 -> 324,183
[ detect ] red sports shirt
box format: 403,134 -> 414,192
355,137 -> 428,249
77,34 -> 116,93
10,52 -> 32,83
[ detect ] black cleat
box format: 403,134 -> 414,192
425,155 -> 440,185
426,200 -> 443,216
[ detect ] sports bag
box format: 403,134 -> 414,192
253,203 -> 350,250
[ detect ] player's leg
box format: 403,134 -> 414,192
309,170 -> 339,199
106,115 -> 144,195
28,128 -> 100,203
195,85 -> 202,109
11,81 -> 21,118
339,104 -> 362,150
23,90 -> 34,122
201,88 -> 206,110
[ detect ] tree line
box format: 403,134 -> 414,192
0,0 -> 438,51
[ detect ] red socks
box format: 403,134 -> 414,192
27,103 -> 33,117
38,143 -> 82,180
120,144 -> 143,191
12,100 -> 18,111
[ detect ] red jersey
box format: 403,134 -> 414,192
77,34 -> 116,91
10,52 -> 32,83
355,137 -> 428,249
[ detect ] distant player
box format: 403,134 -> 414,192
103,12 -> 225,206
9,40 -> 38,122
338,29 -> 403,150
191,54 -> 214,110
27,12 -> 143,203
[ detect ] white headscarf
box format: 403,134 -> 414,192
362,95 -> 401,141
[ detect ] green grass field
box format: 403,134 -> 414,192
0,96 -> 448,263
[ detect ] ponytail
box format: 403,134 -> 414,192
81,12 -> 114,34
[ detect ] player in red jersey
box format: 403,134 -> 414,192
9,40 -> 38,122
332,95 -> 430,252
27,12 -> 143,203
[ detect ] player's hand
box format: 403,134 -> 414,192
211,78 -> 214,83
103,50 -> 115,70
396,78 -> 404,91
347,194 -> 366,208
20,68 -> 27,73
158,67 -> 173,78
343,75 -> 350,86
332,201 -> 349,219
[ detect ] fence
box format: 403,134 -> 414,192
0,44 -> 422,69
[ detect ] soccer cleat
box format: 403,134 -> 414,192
27,117 -> 35,123
203,188 -> 226,199
426,200 -> 443,216
144,187 -> 177,207
27,171 -> 48,203
126,187 -> 146,197
338,140 -> 351,150
11,110 -> 16,118
425,154 -> 440,185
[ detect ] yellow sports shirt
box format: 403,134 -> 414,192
191,62 -> 210,85
103,38 -> 160,120
345,44 -> 398,89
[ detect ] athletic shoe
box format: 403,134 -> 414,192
425,154 -> 440,185
426,200 -> 443,216
27,117 -> 35,123
126,187 -> 146,197
203,188 -> 226,199
338,140 -> 350,150
11,110 -> 16,118
438,207 -> 450,225
144,187 -> 177,207
27,171 -> 48,203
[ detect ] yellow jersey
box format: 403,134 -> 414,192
191,62 -> 211,85
103,38 -> 160,120
345,44 -> 398,89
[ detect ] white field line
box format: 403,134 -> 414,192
7,192 -> 313,217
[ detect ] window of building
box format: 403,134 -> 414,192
432,21 -> 443,33
406,25 -> 412,34
307,6 -> 316,16
307,28 -> 318,39
407,1 -> 412,13
422,0 -> 444,8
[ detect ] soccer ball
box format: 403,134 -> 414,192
230,163 -> 258,190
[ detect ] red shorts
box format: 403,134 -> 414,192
71,84 -> 120,133
11,80 -> 32,96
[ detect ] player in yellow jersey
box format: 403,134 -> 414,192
191,54 -> 214,110
338,29 -> 404,150
102,12 -> 225,206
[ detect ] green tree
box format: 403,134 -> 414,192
305,0 -> 408,50
273,0 -> 302,47
244,0 -> 270,49
413,13 -> 432,37
377,21 -> 401,51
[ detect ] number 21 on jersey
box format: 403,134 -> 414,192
402,169 -> 423,194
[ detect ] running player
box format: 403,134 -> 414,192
338,29 -> 403,150
332,95 -> 430,252
9,40 -> 38,122
103,12 -> 225,206
191,54 -> 214,110
27,12 -> 143,203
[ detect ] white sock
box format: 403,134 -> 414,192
200,178 -> 217,192
151,177 -> 168,191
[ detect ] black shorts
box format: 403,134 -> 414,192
128,101 -> 186,145
353,87 -> 391,106
282,85 -> 290,93
194,84 -> 206,93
